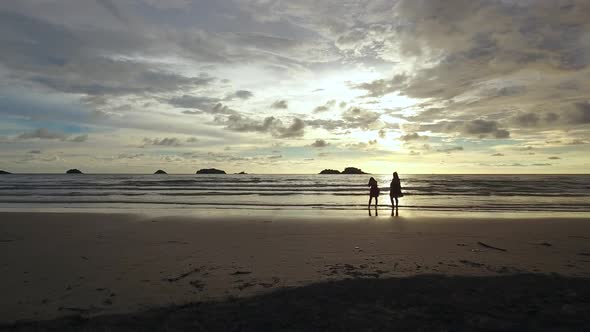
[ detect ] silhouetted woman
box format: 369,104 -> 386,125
390,172 -> 402,216
368,177 -> 379,214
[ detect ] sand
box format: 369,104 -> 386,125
1,212 -> 590,330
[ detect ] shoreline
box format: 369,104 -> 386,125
1,212 -> 590,324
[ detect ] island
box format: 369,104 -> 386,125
236,171 -> 248,174
0,170 -> 11,174
318,167 -> 368,174
66,169 -> 83,174
342,167 -> 367,174
196,168 -> 226,174
154,170 -> 167,174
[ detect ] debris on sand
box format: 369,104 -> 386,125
231,270 -> 252,276
477,241 -> 507,252
164,267 -> 201,282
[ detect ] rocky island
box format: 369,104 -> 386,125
319,169 -> 341,174
196,168 -> 226,174
319,167 -> 368,174
154,170 -> 167,174
0,170 -> 11,174
66,169 -> 83,174
342,167 -> 367,174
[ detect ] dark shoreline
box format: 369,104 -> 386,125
3,274 -> 590,332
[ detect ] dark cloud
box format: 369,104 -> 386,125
567,103 -> 590,124
271,100 -> 288,109
341,107 -> 381,130
436,146 -> 463,153
220,115 -> 305,138
313,100 -> 336,113
232,90 -> 254,100
491,153 -> 504,157
354,74 -> 407,98
95,0 -> 126,22
167,95 -> 219,109
513,113 -> 541,127
400,133 -> 427,142
17,128 -> 67,140
548,156 -> 561,160
309,139 -> 329,148
420,119 -> 510,139
142,137 -> 182,147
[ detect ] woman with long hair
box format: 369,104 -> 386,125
368,177 -> 379,214
390,172 -> 402,216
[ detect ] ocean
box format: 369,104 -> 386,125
0,174 -> 588,217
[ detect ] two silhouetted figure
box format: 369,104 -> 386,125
368,172 -> 402,216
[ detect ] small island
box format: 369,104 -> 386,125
319,167 -> 368,174
319,169 -> 341,174
154,170 -> 167,174
236,171 -> 248,174
0,170 -> 11,174
196,168 -> 226,174
66,169 -> 83,174
342,167 -> 367,174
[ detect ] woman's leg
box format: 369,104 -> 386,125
395,197 -> 399,216
368,196 -> 373,209
390,195 -> 394,216
375,197 -> 379,216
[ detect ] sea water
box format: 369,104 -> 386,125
0,174 -> 588,217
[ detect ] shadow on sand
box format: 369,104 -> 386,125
3,274 -> 590,331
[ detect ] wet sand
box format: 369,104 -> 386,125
1,212 -> 590,329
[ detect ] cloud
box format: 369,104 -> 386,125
309,139 -> 329,148
232,90 -> 254,100
341,107 -> 381,130
548,156 -> 561,160
400,133 -> 427,142
355,74 -> 408,98
17,128 -> 68,140
420,120 -> 510,139
436,146 -> 463,153
219,115 -> 305,138
271,100 -> 288,109
142,137 -> 182,147
69,134 -> 88,143
313,100 -> 336,113
167,95 -> 220,109
491,153 -> 504,157
346,139 -> 378,150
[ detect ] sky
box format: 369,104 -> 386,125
0,0 -> 589,174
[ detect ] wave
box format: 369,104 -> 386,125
0,200 -> 588,212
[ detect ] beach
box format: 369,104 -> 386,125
2,212 -> 590,330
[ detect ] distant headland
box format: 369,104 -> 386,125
154,170 -> 167,174
66,169 -> 83,174
0,170 -> 11,174
196,168 -> 226,174
319,167 -> 367,174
